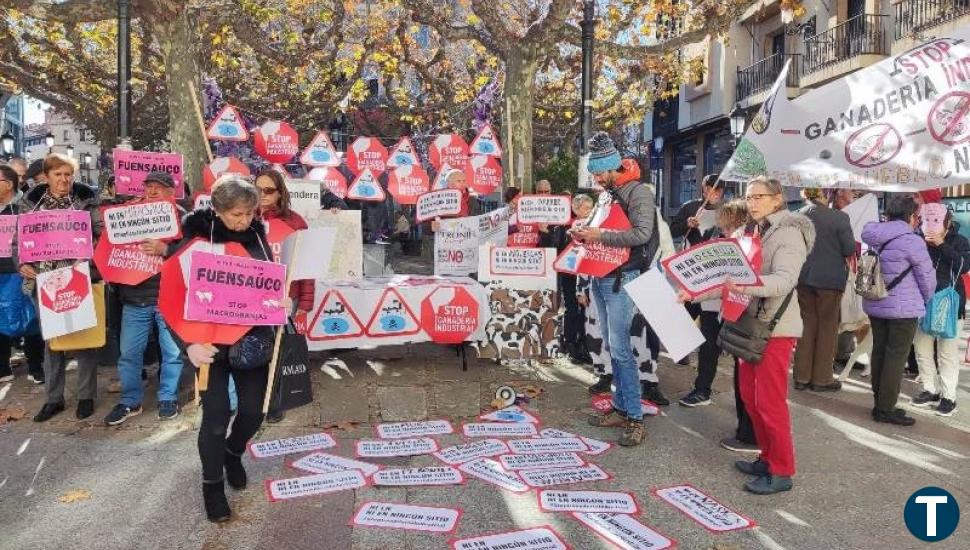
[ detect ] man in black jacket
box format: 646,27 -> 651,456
669,174 -> 725,248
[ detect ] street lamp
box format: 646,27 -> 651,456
45,131 -> 54,154
0,131 -> 14,158
82,152 -> 93,184
66,144 -> 75,157
729,103 -> 747,147
580,0 -> 596,153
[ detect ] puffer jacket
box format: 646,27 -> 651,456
261,206 -> 314,312
862,220 -> 936,319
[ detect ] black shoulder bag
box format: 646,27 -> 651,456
717,290 -> 795,363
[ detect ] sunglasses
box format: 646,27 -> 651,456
257,186 -> 279,196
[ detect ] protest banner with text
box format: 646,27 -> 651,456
17,210 -> 94,263
112,149 -> 185,198
661,238 -> 761,299
516,195 -> 572,225
185,251 -> 287,326
103,201 -> 181,245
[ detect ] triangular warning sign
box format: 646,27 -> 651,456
300,130 -> 341,167
206,104 -> 249,142
553,242 -> 582,275
387,136 -> 420,168
469,124 -> 502,157
433,164 -> 453,190
308,290 -> 365,341
365,288 -> 421,337
347,169 -> 386,202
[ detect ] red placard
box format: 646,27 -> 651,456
306,166 -> 348,199
554,204 -> 631,278
388,165 -> 430,205
465,154 -> 502,195
347,137 -> 388,174
94,237 -> 164,286
265,218 -> 296,263
202,157 -> 250,192
0,216 -> 16,258
721,235 -> 762,322
300,130 -> 341,167
254,121 -> 300,164
420,286 -> 479,344
430,134 -> 470,171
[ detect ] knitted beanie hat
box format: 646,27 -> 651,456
587,131 -> 621,174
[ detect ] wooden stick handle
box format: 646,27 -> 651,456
195,363 -> 210,405
188,81 -> 214,163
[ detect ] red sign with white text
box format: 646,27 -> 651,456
466,155 -> 502,195
420,286 -> 479,344
554,204 -> 631,277
307,166 -> 348,199
430,134 -> 470,171
202,157 -> 250,192
389,165 -> 431,205
254,121 -> 300,164
347,137 -> 388,174
94,238 -> 163,286
265,218 -> 296,264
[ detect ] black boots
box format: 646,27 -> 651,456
588,374 -> 613,394
202,480 -> 231,523
225,449 -> 248,490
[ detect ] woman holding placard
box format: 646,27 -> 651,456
176,176 -> 275,523
14,153 -> 103,422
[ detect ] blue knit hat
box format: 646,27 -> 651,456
587,131 -> 621,174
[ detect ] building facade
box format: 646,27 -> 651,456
1,84 -> 25,158
24,107 -> 103,185
644,0 -> 970,215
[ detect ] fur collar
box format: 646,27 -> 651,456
181,208 -> 267,245
25,183 -> 96,205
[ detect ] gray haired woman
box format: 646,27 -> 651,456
173,176 -> 274,522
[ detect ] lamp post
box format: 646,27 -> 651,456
729,103 -> 747,148
66,144 -> 75,158
45,131 -> 54,154
0,131 -> 14,160
82,152 -> 93,184
580,0 -> 595,153
117,0 -> 133,145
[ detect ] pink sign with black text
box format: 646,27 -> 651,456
17,210 -> 94,263
185,251 -> 287,326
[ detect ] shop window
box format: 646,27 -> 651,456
671,140 -> 697,209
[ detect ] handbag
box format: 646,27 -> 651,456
269,322 -> 313,411
228,325 -> 276,370
920,286 -> 960,339
0,273 -> 38,337
717,290 -> 795,363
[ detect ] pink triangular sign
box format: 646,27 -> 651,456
301,130 -> 341,167
387,137 -> 420,168
347,169 -> 386,202
469,124 -> 502,157
206,104 -> 249,142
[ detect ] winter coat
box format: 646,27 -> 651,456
0,191 -> 23,274
597,159 -> 658,276
669,197 -> 720,247
261,207 -> 314,312
798,202 -> 855,290
115,199 -> 187,307
861,220 -> 936,319
925,222 -> 970,319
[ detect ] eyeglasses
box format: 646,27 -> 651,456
257,187 -> 279,196
744,193 -> 779,202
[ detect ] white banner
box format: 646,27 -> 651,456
463,422 -> 539,438
451,527 -> 570,550
372,467 -> 463,487
457,458 -> 529,493
478,405 -> 540,424
516,195 -> 572,225
573,513 -> 676,550
355,438 -> 439,458
351,502 -> 461,533
519,465 -> 610,488
539,428 -> 612,456
655,484 -> 755,533
538,490 -> 639,514
722,31 -> 970,190
506,437 -> 589,454
285,179 -> 324,221
103,201 -> 180,245
498,452 -> 586,471
661,238 -> 761,299
416,189 -> 463,222
435,208 -> 509,276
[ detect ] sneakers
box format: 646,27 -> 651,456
618,420 -> 646,446
588,374 -> 613,395
202,481 -> 231,523
735,458 -> 769,476
744,474 -> 793,495
76,399 -> 95,420
158,401 -> 180,420
641,382 -> 670,406
911,391 -> 941,408
810,381 -> 842,392
27,372 -> 45,385
935,399 -> 957,417
104,404 -> 143,426
873,409 -> 916,426
33,401 -> 65,422
588,410 -> 628,428
678,390 -> 712,407
720,437 -> 760,453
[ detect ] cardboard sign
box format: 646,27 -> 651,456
538,490 -> 639,514
265,470 -> 366,502
94,239 -> 163,286
113,149 -> 185,198
420,286 -> 479,344
921,202 -> 948,235
538,428 -> 612,457
430,134 -> 470,171
348,137 -> 388,174
249,433 -> 337,458
488,247 -> 548,277
387,136 -> 420,168
307,166 -> 348,198
416,189 -> 463,222
499,453 -> 586,471
573,513 -> 676,550
479,405 -> 540,424
372,467 -> 464,487
507,438 -> 589,454
206,104 -> 249,142
457,458 -> 529,493
376,419 -> 454,439
194,193 -> 212,211
466,154 -> 502,196
388,165 -> 430,205
662,239 -> 762,299
284,178 -> 325,220
308,289 -> 365,341
347,169 -> 386,202
300,130 -> 341,167
519,465 -> 610,488
654,484 -> 755,533
351,502 -> 462,533
517,195 -> 571,225
185,251 -> 287,326
103,201 -> 180,245
280,228 -> 336,281
355,438 -> 439,458
435,208 -> 509,276
451,527 -> 570,550
290,452 -> 380,477
365,287 -> 421,337
265,218 -> 296,264
202,157 -> 250,191
37,263 -> 96,339
463,422 -> 539,438
434,439 -> 510,465
0,216 -> 18,257
18,210 -> 94,263
554,204 -> 631,277
254,121 -> 300,164
469,123 -> 503,157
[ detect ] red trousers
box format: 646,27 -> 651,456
739,337 -> 797,477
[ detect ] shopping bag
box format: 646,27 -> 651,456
0,273 -> 38,337
920,286 -> 960,340
50,283 -> 106,351
269,324 -> 313,411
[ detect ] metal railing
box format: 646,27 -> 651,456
895,0 -> 970,39
803,14 -> 889,76
735,53 -> 801,103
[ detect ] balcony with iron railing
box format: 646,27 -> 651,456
894,0 -> 970,40
802,14 -> 889,85
736,53 -> 801,106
